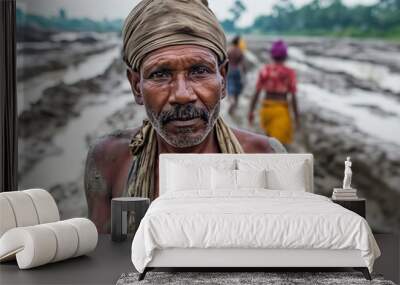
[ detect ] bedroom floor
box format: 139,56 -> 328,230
117,271 -> 394,285
0,234 -> 398,284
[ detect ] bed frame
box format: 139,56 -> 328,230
138,154 -> 372,281
139,248 -> 371,280
149,248 -> 366,268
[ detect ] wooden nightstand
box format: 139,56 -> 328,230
331,198 -> 366,218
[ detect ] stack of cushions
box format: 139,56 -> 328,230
237,159 -> 310,191
166,158 -> 310,193
0,189 -> 97,269
0,189 -> 60,236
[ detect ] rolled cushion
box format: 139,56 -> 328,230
0,189 -> 59,238
64,218 -> 98,257
0,218 -> 97,269
0,226 -> 57,269
0,191 -> 39,227
0,196 -> 17,237
24,189 -> 60,224
42,221 -> 79,262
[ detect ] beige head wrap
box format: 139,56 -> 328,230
122,0 -> 227,71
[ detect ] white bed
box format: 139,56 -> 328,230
131,154 -> 380,280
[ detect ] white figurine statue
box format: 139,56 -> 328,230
343,157 -> 352,189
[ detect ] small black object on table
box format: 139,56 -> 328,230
331,198 -> 366,218
111,197 -> 150,242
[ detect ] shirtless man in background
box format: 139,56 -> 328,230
227,35 -> 246,115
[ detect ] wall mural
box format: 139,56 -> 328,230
16,0 -> 400,235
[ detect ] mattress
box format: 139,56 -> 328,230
131,190 -> 380,273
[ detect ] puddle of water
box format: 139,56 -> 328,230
363,48 -> 400,68
17,46 -> 120,115
51,32 -> 115,43
19,94 -> 134,189
63,46 -> 120,84
17,69 -> 66,115
300,83 -> 400,145
289,47 -> 400,93
309,56 -> 400,93
289,46 -> 400,145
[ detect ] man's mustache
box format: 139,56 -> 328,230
159,104 -> 209,125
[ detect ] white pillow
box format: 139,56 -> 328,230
212,168 -> 236,190
236,169 -> 267,189
167,162 -> 211,191
237,159 -> 308,191
266,163 -> 306,191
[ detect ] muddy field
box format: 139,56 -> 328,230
17,32 -> 400,234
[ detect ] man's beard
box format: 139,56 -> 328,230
146,102 -> 220,148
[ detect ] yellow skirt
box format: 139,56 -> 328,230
259,100 -> 293,144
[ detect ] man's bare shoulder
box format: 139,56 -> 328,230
87,128 -> 140,164
84,128 -> 140,191
231,128 -> 275,153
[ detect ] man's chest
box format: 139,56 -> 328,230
112,156 -> 160,198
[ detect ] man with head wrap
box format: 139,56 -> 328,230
84,0 -> 283,233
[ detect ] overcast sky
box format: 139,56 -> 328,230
17,0 -> 379,27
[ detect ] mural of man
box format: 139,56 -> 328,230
84,0 -> 283,233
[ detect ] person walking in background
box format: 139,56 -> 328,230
238,36 -> 247,52
248,40 -> 299,146
227,35 -> 246,115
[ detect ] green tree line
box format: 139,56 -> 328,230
16,7 -> 123,33
16,0 -> 400,39
248,0 -> 400,38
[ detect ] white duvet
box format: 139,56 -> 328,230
131,190 -> 380,273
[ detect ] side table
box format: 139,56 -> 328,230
332,198 -> 399,283
111,197 -> 150,242
331,198 -> 366,218
374,233 -> 400,284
